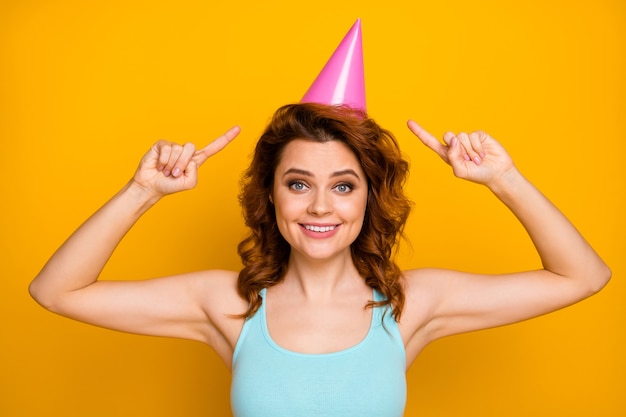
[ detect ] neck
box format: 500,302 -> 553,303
282,250 -> 366,301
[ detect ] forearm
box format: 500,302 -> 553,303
29,180 -> 161,309
488,167 -> 611,290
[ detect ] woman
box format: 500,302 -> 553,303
29,103 -> 611,416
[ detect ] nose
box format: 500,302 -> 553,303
307,190 -> 332,216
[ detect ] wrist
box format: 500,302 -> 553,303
123,179 -> 163,211
486,166 -> 527,200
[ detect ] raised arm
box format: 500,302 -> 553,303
402,121 -> 611,345
29,126 -> 242,345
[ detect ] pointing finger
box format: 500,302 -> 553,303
407,120 -> 449,162
194,125 -> 241,166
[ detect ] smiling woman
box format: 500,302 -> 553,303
28,99 -> 611,417
237,103 -> 412,322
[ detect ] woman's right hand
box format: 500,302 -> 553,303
132,125 -> 241,198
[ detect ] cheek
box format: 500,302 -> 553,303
271,193 -> 306,238
335,196 -> 368,223
272,204 -> 291,242
273,192 -> 302,216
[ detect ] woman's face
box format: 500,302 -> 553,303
271,139 -> 368,262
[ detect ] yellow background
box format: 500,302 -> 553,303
1,0 -> 624,416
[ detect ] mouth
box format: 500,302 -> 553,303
302,224 -> 338,233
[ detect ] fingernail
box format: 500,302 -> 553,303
172,168 -> 181,177
473,156 -> 481,165
480,152 -> 486,158
163,170 -> 171,177
463,154 -> 471,161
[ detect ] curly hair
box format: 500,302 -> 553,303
237,103 -> 411,320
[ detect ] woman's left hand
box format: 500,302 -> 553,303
407,120 -> 516,187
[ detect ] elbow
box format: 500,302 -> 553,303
28,279 -> 60,313
28,279 -> 47,308
586,262 -> 612,296
597,263 -> 612,291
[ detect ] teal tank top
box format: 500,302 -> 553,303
231,288 -> 407,417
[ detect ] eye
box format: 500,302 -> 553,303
289,181 -> 308,192
334,183 -> 353,193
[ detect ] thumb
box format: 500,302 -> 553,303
193,125 -> 241,166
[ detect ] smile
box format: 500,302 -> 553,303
303,224 -> 337,233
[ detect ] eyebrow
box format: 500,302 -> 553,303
283,168 -> 361,180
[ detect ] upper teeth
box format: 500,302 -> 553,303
305,225 -> 335,232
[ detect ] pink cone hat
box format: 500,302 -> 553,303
301,19 -> 366,112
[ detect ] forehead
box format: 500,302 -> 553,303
276,139 -> 364,175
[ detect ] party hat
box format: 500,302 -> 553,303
301,19 -> 366,112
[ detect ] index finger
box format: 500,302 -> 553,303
407,120 -> 449,161
194,125 -> 241,166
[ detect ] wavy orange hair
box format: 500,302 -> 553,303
237,103 -> 411,320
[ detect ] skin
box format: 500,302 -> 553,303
272,139 -> 368,267
29,121 -> 611,371
267,139 -> 373,354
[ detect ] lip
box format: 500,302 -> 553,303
299,223 -> 341,239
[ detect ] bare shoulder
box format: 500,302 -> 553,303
401,267 -> 471,307
191,269 -> 248,365
397,269 -> 438,335
401,267 -> 450,307
397,268 -> 453,360
194,269 -> 248,318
